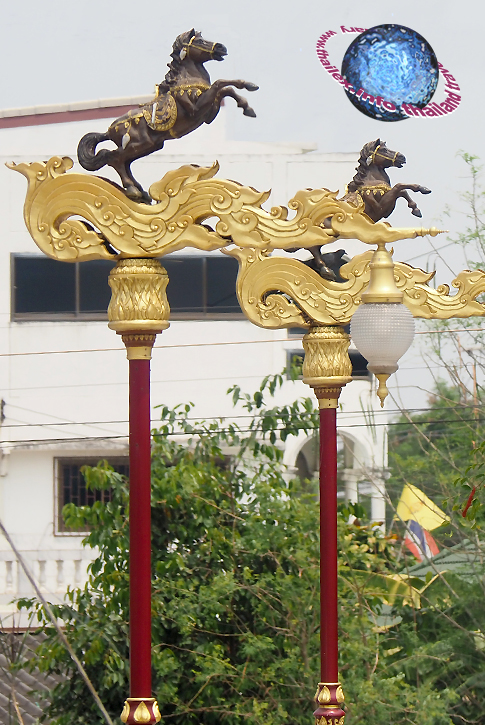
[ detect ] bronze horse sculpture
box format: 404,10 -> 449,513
77,29 -> 258,201
308,138 -> 432,278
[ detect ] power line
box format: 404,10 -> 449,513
2,414 -> 484,449
0,325 -> 484,360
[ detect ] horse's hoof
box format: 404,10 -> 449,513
421,187 -> 432,194
243,107 -> 256,117
246,83 -> 259,91
411,208 -> 422,218
319,265 -> 337,282
125,185 -> 143,200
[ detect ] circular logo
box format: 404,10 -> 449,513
341,24 -> 439,121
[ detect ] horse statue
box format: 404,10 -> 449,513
307,138 -> 432,278
77,29 -> 258,201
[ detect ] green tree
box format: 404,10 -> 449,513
18,379 -> 454,725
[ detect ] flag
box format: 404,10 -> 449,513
396,483 -> 449,531
404,519 -> 440,562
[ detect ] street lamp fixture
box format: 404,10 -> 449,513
350,241 -> 416,406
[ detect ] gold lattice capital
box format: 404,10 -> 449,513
302,326 -> 352,406
107,258 -> 170,345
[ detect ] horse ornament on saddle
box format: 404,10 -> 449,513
77,28 -> 258,202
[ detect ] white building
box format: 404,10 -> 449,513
0,99 -> 389,626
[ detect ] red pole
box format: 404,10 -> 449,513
313,400 -> 345,722
319,407 -> 339,683
129,358 -> 152,697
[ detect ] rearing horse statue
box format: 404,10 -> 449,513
77,29 -> 258,201
307,138 -> 432,278
343,138 -> 431,221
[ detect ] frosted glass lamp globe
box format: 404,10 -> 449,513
350,302 -> 415,404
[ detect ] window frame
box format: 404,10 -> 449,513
54,456 -> 129,536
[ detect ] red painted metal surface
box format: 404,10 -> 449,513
129,359 -> 152,697
319,407 -> 339,683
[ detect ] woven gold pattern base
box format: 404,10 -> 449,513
302,326 -> 352,407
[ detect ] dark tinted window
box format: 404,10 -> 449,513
163,257 -> 204,313
14,257 -> 76,313
207,256 -> 240,312
79,260 -> 114,312
12,255 -> 242,319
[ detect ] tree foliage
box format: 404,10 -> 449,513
17,378 -> 458,725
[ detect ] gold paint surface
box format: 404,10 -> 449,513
133,701 -> 152,724
107,259 -> 170,334
318,686 -> 331,705
121,701 -> 130,723
230,246 -> 485,330
8,157 -> 440,262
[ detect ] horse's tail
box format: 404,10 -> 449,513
77,131 -> 111,171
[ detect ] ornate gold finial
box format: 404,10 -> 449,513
374,373 -> 391,407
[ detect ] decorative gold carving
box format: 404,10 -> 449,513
8,157 -> 442,262
122,334 -> 157,361
315,717 -> 345,725
318,686 -> 332,705
120,698 -> 161,724
225,247 -> 374,328
133,702 -> 152,724
107,258 -> 170,334
228,245 -> 485,331
396,262 -> 485,319
335,686 -> 345,703
121,700 -> 130,723
142,93 -> 177,131
302,326 -> 352,406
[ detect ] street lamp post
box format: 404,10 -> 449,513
10,149 -> 485,725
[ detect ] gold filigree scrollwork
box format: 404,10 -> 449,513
228,246 -> 485,330
8,156 -> 441,262
225,247 -> 373,328
394,262 -> 485,319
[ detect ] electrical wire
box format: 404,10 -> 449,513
0,325 -> 483,360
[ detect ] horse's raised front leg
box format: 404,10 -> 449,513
212,78 -> 259,93
203,80 -> 258,123
400,190 -> 423,218
393,183 -> 432,218
216,87 -> 256,117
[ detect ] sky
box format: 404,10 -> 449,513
1,0 -> 484,410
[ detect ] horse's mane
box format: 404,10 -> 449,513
347,139 -> 380,193
158,29 -> 197,92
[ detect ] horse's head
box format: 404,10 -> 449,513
175,29 -> 227,63
363,139 -> 406,169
